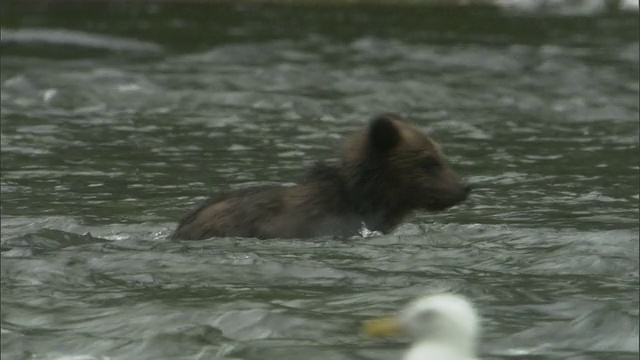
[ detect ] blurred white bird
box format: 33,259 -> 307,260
362,293 -> 480,360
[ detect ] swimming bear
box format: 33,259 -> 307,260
171,114 -> 470,240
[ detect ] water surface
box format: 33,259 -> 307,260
1,3 -> 638,360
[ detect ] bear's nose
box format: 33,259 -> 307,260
463,184 -> 472,195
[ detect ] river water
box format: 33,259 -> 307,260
1,3 -> 638,360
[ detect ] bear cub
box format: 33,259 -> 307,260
171,114 -> 471,240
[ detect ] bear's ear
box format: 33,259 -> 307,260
369,114 -> 400,152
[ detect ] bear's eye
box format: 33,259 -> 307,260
423,157 -> 441,172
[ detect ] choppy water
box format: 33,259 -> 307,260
1,3 -> 639,360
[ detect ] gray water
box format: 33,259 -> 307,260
1,3 -> 639,360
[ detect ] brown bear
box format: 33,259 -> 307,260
171,114 -> 471,240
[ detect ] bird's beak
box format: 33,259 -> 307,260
362,316 -> 403,338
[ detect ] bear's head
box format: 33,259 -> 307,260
343,114 -> 471,216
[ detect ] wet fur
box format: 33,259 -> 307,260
171,114 -> 470,240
